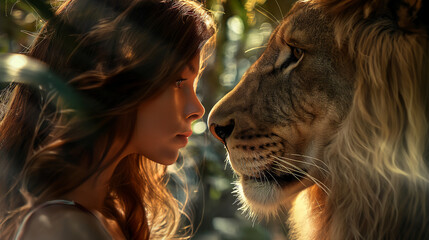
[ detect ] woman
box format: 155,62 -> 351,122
0,0 -> 216,239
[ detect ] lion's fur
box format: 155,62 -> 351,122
209,0 -> 429,239
315,0 -> 429,239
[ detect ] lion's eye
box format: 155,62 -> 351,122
279,44 -> 304,70
293,47 -> 303,59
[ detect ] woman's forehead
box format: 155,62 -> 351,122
188,53 -> 201,73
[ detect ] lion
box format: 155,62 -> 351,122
208,0 -> 429,239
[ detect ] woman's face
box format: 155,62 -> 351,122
127,54 -> 204,165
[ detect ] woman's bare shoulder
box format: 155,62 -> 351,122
19,204 -> 112,240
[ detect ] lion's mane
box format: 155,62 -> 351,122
289,0 -> 429,239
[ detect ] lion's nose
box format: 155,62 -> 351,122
209,120 -> 235,144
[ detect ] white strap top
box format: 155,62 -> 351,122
14,199 -> 99,240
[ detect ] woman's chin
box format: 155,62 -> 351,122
149,150 -> 180,165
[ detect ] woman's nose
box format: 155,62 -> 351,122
185,93 -> 205,121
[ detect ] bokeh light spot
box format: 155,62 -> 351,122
7,54 -> 28,69
227,16 -> 244,41
192,121 -> 207,135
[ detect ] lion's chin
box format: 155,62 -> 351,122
234,174 -> 313,218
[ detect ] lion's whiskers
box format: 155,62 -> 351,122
273,0 -> 284,19
255,5 -> 280,25
257,169 -> 264,185
272,162 -> 308,191
228,151 -> 330,195
272,164 -> 330,196
265,169 -> 281,188
277,155 -> 330,175
271,164 -> 307,189
271,156 -> 331,195
245,45 -> 267,54
287,153 -> 329,170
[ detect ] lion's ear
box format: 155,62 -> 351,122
391,0 -> 428,32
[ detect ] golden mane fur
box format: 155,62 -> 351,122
290,0 -> 429,239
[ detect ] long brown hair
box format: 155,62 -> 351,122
0,0 -> 216,239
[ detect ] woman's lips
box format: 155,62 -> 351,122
179,131 -> 193,137
175,131 -> 192,146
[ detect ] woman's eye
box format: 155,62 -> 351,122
293,47 -> 303,59
176,78 -> 186,88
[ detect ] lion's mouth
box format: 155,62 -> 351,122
242,168 -> 307,186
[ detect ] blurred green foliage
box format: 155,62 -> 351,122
0,0 -> 296,239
